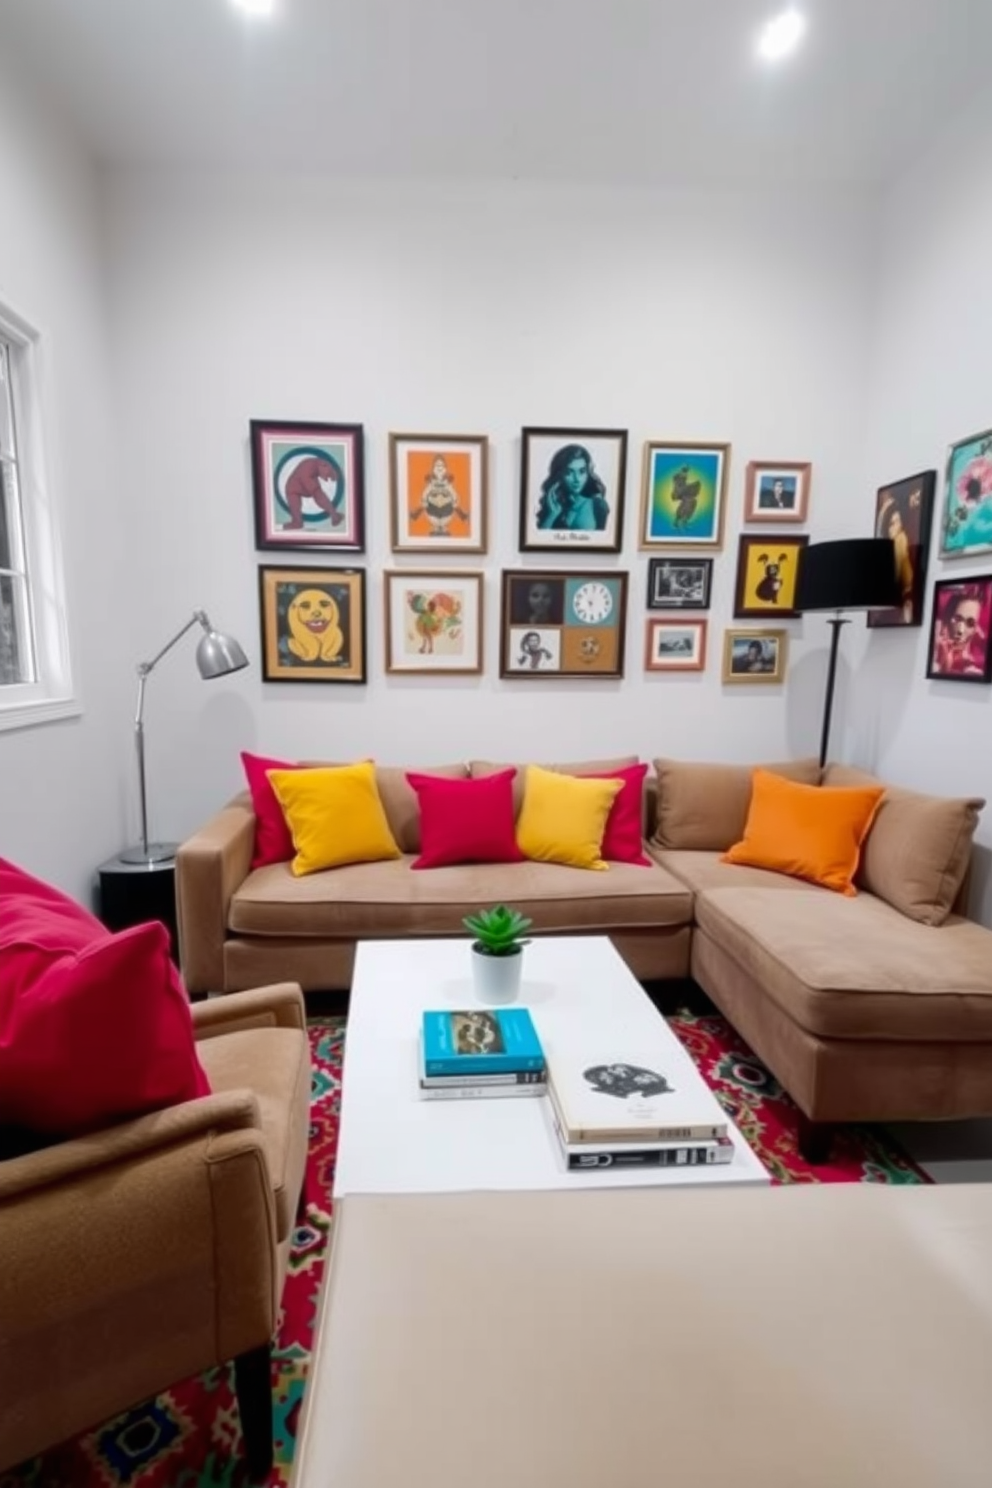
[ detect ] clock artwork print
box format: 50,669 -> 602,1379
501,571 -> 628,678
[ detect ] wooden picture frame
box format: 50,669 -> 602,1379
722,629 -> 788,685
383,570 -> 484,675
743,461 -> 812,524
499,569 -> 628,678
926,576 -> 992,683
251,420 -> 365,552
389,433 -> 488,553
733,534 -> 809,619
519,427 -> 627,554
639,440 -> 730,549
258,565 -> 366,683
644,618 -> 708,672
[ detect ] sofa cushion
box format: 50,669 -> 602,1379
471,757 -> 638,817
651,847 -> 822,894
694,886 -> 992,1042
268,763 -> 401,875
196,1025 -> 309,1243
407,769 -> 523,869
228,856 -> 693,939
651,757 -> 822,851
823,765 -> 984,927
516,766 -> 624,872
583,763 -> 652,866
301,762 -> 469,854
240,750 -> 300,868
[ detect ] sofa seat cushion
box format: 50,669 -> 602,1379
228,856 -> 692,938
196,1025 -> 310,1242
650,848 -> 822,895
694,886 -> 992,1042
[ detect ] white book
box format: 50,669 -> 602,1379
419,1081 -> 546,1102
545,1025 -> 728,1146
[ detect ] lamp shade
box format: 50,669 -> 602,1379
196,627 -> 249,679
795,538 -> 901,613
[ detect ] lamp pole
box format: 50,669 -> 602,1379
819,614 -> 850,770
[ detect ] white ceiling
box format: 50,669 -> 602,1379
0,0 -> 987,187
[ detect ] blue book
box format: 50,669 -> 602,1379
421,1008 -> 545,1078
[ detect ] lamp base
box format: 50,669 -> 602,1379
118,842 -> 180,867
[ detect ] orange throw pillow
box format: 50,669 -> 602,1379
722,769 -> 885,896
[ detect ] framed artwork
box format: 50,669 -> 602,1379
743,461 -> 811,524
645,619 -> 708,673
251,420 -> 365,551
389,433 -> 488,553
384,570 -> 483,674
639,441 -> 730,549
258,565 -> 366,683
867,469 -> 937,629
733,534 -> 809,618
940,428 -> 992,559
519,428 -> 627,553
500,570 -> 628,678
646,557 -> 713,611
926,577 -> 992,683
722,629 -> 788,685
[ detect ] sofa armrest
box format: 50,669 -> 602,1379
176,798 -> 255,995
192,983 -> 306,1040
0,1115 -> 277,1469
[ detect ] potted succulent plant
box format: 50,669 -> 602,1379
463,904 -> 533,1004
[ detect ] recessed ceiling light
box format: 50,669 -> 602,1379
230,0 -> 276,18
757,7 -> 806,62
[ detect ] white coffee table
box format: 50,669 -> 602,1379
334,936 -> 769,1195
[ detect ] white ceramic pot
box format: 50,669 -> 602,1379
471,945 -> 523,1005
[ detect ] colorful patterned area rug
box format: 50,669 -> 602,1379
3,1010 -> 925,1488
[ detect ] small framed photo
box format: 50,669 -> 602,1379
251,420 -> 365,551
384,570 -> 484,675
500,570 -> 628,678
258,565 -> 366,684
926,577 -> 992,683
519,428 -> 627,553
639,441 -> 730,549
867,470 -> 937,629
733,534 -> 809,618
743,461 -> 811,524
723,629 -> 788,685
645,619 -> 707,673
389,433 -> 488,553
646,557 -> 713,611
940,429 -> 992,560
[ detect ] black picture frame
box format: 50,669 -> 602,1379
499,569 -> 628,678
925,576 -> 992,684
251,419 -> 366,553
518,427 -> 627,555
258,564 -> 367,684
646,557 -> 713,611
866,470 -> 937,629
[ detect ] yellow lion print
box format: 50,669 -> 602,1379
287,588 -> 344,663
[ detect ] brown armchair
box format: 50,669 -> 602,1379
0,982 -> 311,1482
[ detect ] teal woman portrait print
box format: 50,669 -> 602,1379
642,443 -> 729,548
942,430 -> 992,559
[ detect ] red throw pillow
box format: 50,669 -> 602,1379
241,750 -> 301,867
582,762 -> 651,866
406,769 -> 524,869
0,859 -> 210,1136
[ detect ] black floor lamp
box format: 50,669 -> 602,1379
795,538 -> 901,769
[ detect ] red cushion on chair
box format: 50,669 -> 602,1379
581,762 -> 652,866
241,750 -> 301,867
407,769 -> 524,869
0,859 -> 210,1136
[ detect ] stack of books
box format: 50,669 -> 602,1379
418,1007 -> 546,1101
546,1041 -> 731,1170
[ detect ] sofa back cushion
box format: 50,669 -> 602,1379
301,762 -> 468,854
823,764 -> 984,925
651,757 -> 822,851
471,757 -> 638,818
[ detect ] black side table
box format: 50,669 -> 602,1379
98,854 -> 180,963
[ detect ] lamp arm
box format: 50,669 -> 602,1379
131,611 -> 212,858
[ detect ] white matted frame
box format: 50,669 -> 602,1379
645,618 -> 707,672
384,569 -> 484,675
389,433 -> 488,553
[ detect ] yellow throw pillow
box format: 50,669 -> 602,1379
516,765 -> 624,872
267,762 -> 401,876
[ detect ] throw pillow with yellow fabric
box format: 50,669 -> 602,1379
516,765 -> 624,872
722,768 -> 885,896
267,762 -> 401,876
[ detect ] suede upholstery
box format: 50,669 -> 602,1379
651,757 -> 821,850
0,984 -> 310,1473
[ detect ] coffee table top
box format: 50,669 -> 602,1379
334,936 -> 769,1196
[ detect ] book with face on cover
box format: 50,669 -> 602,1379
546,1032 -> 727,1145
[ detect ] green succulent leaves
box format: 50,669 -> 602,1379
463,904 -> 533,957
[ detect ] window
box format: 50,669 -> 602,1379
0,306 -> 75,730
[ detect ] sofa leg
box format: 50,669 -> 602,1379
797,1115 -> 835,1166
234,1342 -> 274,1482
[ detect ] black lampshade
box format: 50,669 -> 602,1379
795,538 -> 901,613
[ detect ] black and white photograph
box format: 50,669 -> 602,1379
507,574 -> 566,626
519,427 -> 627,553
645,619 -> 707,672
505,627 -> 562,672
646,557 -> 713,610
743,461 -> 811,524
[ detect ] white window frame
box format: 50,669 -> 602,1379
0,300 -> 77,732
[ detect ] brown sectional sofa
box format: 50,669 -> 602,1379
176,754 -> 992,1154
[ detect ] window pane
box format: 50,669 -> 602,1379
0,342 -> 13,460
0,572 -> 33,686
0,457 -> 18,573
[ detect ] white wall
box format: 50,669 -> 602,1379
0,62 -> 130,903
857,92 -> 992,925
104,171 -> 874,844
